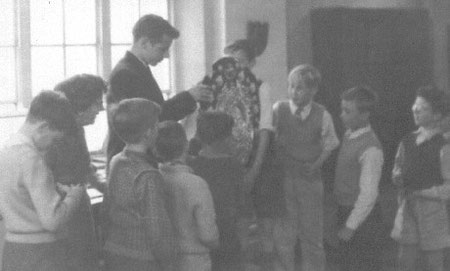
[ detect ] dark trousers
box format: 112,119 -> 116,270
336,204 -> 384,271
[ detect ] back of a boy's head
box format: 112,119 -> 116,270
341,86 -> 378,113
288,64 -> 322,89
416,85 -> 450,116
155,121 -> 187,162
111,98 -> 161,144
196,111 -> 234,145
54,74 -> 106,114
26,91 -> 77,134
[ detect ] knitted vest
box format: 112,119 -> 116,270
334,129 -> 382,206
275,101 -> 324,162
402,132 -> 445,191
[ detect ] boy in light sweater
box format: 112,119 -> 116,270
0,91 -> 84,271
334,86 -> 384,271
156,120 -> 219,271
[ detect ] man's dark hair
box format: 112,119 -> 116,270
341,85 -> 378,113
416,85 -> 450,116
196,111 -> 234,145
224,39 -> 256,62
26,91 -> 77,134
54,74 -> 106,114
155,121 -> 187,162
111,98 -> 161,144
132,14 -> 180,43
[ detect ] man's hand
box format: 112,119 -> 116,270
338,226 -> 355,242
188,84 -> 213,103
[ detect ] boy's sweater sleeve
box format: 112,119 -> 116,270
194,180 -> 219,249
137,170 -> 177,262
24,153 -> 82,232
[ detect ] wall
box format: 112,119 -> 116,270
172,0 -> 288,103
286,0 -> 450,91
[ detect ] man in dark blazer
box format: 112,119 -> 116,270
106,14 -> 212,165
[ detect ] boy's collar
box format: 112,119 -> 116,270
346,125 -> 372,139
289,100 -> 313,119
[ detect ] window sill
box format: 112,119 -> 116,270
0,109 -> 27,119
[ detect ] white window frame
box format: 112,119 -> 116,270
3,0 -> 172,116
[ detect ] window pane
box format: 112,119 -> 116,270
110,0 -> 139,44
31,46 -> 64,96
66,46 -> 97,77
140,0 -> 168,18
65,0 -> 96,44
31,0 -> 63,45
0,48 -> 16,102
151,59 -> 170,91
111,45 -> 129,67
0,0 -> 14,46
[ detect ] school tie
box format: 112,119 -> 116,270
294,107 -> 303,120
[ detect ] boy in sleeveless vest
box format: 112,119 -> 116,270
391,86 -> 450,271
103,98 -> 177,271
334,86 -> 384,271
272,65 -> 339,271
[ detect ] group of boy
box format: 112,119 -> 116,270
1,12 -> 450,271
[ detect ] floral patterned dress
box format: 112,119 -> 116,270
202,57 -> 261,165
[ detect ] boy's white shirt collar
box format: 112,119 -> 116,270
415,126 -> 441,144
289,100 -> 312,120
345,125 -> 372,139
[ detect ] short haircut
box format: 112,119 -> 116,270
288,64 -> 322,89
155,121 -> 187,162
111,98 -> 161,144
132,14 -> 180,43
416,85 -> 450,116
341,86 -> 378,113
224,39 -> 256,62
26,91 -> 77,134
196,111 -> 234,145
54,74 -> 106,114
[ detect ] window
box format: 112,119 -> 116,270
1,0 -> 170,111
0,0 -> 170,151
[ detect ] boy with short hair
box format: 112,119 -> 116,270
273,64 -> 339,271
155,120 -> 219,271
103,98 -> 176,271
391,86 -> 450,271
334,86 -> 384,271
0,91 -> 84,271
188,111 -> 245,271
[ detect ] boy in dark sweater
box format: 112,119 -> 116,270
103,98 -> 176,271
391,86 -> 450,271
333,86 -> 384,271
187,112 -> 245,271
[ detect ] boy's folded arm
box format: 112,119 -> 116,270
345,147 -> 383,230
415,144 -> 450,200
25,156 -> 83,231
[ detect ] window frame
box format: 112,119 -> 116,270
3,0 -> 172,115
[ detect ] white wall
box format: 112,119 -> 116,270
172,0 -> 288,103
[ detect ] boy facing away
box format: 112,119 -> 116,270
391,86 -> 450,271
0,91 -> 84,271
334,86 -> 384,271
103,98 -> 176,271
272,64 -> 339,271
187,111 -> 245,271
155,120 -> 219,271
